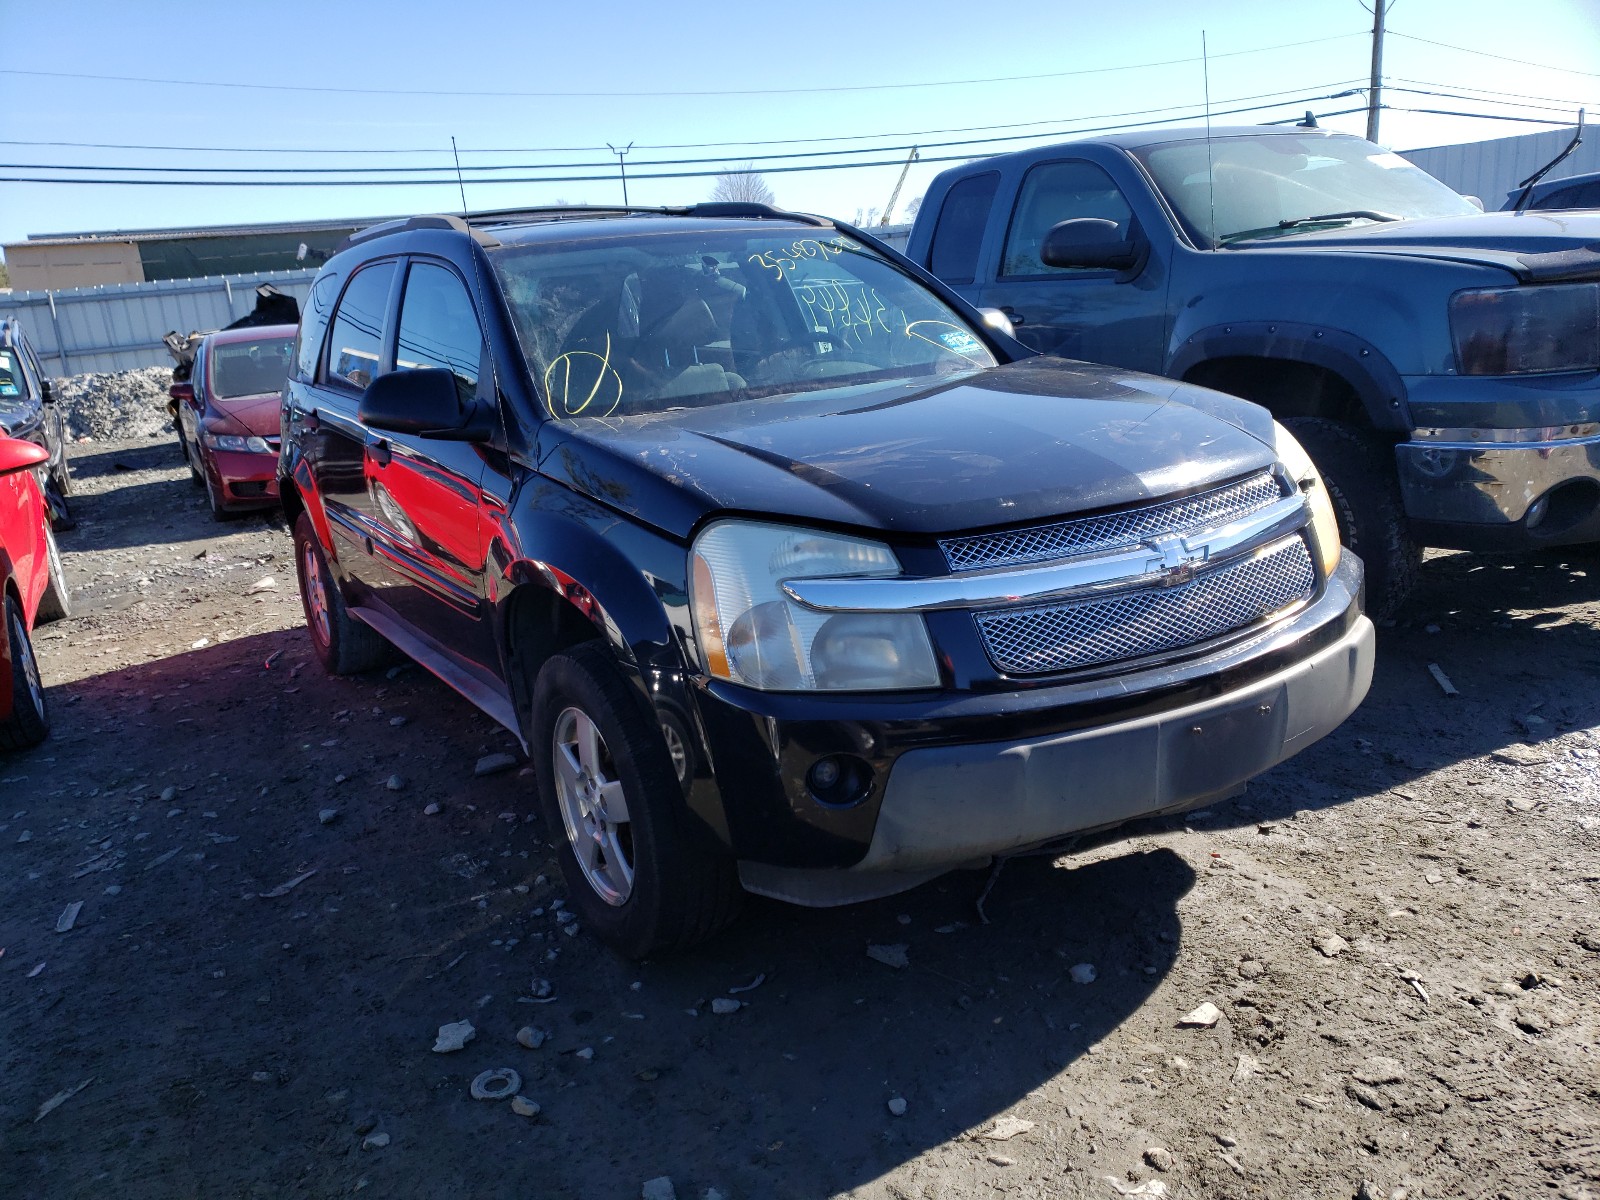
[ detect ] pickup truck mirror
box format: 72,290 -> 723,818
359,367 -> 489,441
40,379 -> 56,406
1040,218 -> 1140,272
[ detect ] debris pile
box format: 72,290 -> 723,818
51,366 -> 173,441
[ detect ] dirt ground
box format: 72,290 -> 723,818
2,431 -> 1598,1200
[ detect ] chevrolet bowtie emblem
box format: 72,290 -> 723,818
1144,534 -> 1208,586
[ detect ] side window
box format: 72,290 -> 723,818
295,272 -> 340,380
395,261 -> 483,395
926,172 -> 1000,285
324,261 -> 396,390
1001,161 -> 1135,277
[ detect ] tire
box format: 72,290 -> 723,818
204,468 -> 234,522
292,511 -> 390,675
0,595 -> 49,752
529,642 -> 742,958
1285,417 -> 1420,620
186,432 -> 204,487
52,453 -> 74,500
34,526 -> 71,624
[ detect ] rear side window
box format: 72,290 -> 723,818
395,261 -> 483,394
1536,180 -> 1600,209
324,262 -> 396,389
926,172 -> 999,284
295,272 -> 340,380
1002,160 -> 1134,277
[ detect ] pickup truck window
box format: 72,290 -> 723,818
295,272 -> 339,381
926,172 -> 1000,284
325,261 -> 395,390
491,228 -> 995,421
1132,132 -> 1478,247
1002,160 -> 1134,277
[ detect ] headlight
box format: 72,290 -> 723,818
1450,283 -> 1600,375
1272,422 -> 1341,579
689,520 -> 940,692
203,433 -> 269,453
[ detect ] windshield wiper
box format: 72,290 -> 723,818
1277,210 -> 1400,229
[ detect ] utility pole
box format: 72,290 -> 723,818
607,142 -> 634,206
882,147 -> 920,225
1366,0 -> 1386,143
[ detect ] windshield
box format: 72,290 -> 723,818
1133,132 -> 1480,246
210,336 -> 294,399
489,226 -> 996,421
0,349 -> 27,400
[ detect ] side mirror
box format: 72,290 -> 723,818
0,436 -> 50,477
977,308 -> 1017,339
1040,218 -> 1140,272
168,382 -> 195,403
40,380 -> 56,406
1463,194 -> 1485,212
359,368 -> 487,441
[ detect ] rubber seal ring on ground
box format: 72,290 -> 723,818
469,1068 -> 522,1101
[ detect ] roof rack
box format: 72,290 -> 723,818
337,202 -> 832,254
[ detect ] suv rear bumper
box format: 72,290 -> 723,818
718,553 -> 1371,904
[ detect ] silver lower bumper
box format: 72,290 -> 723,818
1396,428 -> 1600,526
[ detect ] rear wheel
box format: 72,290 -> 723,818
0,595 -> 49,751
1285,417 -> 1420,620
33,527 -> 71,624
530,642 -> 741,958
292,512 -> 390,675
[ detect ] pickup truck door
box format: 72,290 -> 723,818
974,158 -> 1169,374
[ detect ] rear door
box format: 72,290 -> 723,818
358,257 -> 495,672
976,158 -> 1169,372
303,258 -> 400,588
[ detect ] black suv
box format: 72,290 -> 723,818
279,205 -> 1374,957
0,318 -> 73,528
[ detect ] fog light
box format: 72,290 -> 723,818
806,754 -> 873,808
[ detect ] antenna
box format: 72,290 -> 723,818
450,136 -> 470,217
1203,31 -> 1217,250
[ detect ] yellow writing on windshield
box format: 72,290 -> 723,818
544,332 -> 624,419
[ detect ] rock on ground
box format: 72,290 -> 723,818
52,367 -> 174,441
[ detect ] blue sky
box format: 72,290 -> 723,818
2,0 -> 1597,250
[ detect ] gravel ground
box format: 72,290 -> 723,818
1,432 -> 1597,1200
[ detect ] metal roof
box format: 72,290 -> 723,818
19,215 -> 394,247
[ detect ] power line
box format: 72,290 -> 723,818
0,88 -> 1367,177
0,80 -> 1369,159
1388,30 -> 1600,78
0,32 -> 1369,99
1389,76 -> 1598,109
1382,85 -> 1590,117
0,93 -> 1368,188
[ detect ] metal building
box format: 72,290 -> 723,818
1401,125 -> 1600,209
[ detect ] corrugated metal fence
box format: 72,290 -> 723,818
0,268 -> 317,376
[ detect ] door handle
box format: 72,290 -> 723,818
999,306 -> 1026,326
367,435 -> 391,466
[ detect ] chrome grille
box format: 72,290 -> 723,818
941,472 -> 1284,573
974,537 -> 1316,675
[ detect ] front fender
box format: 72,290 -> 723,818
1168,321 -> 1411,432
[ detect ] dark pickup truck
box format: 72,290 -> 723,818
907,125 -> 1600,615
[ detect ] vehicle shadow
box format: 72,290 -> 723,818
3,631 -> 1193,1200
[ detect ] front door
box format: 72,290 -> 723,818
977,158 -> 1169,374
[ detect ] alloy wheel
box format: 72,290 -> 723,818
301,540 -> 332,646
551,706 -> 635,906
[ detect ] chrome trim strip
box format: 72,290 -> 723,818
782,494 -> 1310,614
1410,424 -> 1600,446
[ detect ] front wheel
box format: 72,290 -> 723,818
529,643 -> 741,958
0,595 -> 49,751
34,526 -> 71,624
1284,417 -> 1420,620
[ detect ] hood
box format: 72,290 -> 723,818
1253,210 -> 1600,283
536,359 -> 1279,541
211,392 -> 281,438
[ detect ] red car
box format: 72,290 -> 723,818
1,435 -> 70,751
172,324 -> 296,519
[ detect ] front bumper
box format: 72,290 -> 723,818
209,449 -> 281,507
1396,372 -> 1600,549
707,552 -> 1371,904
